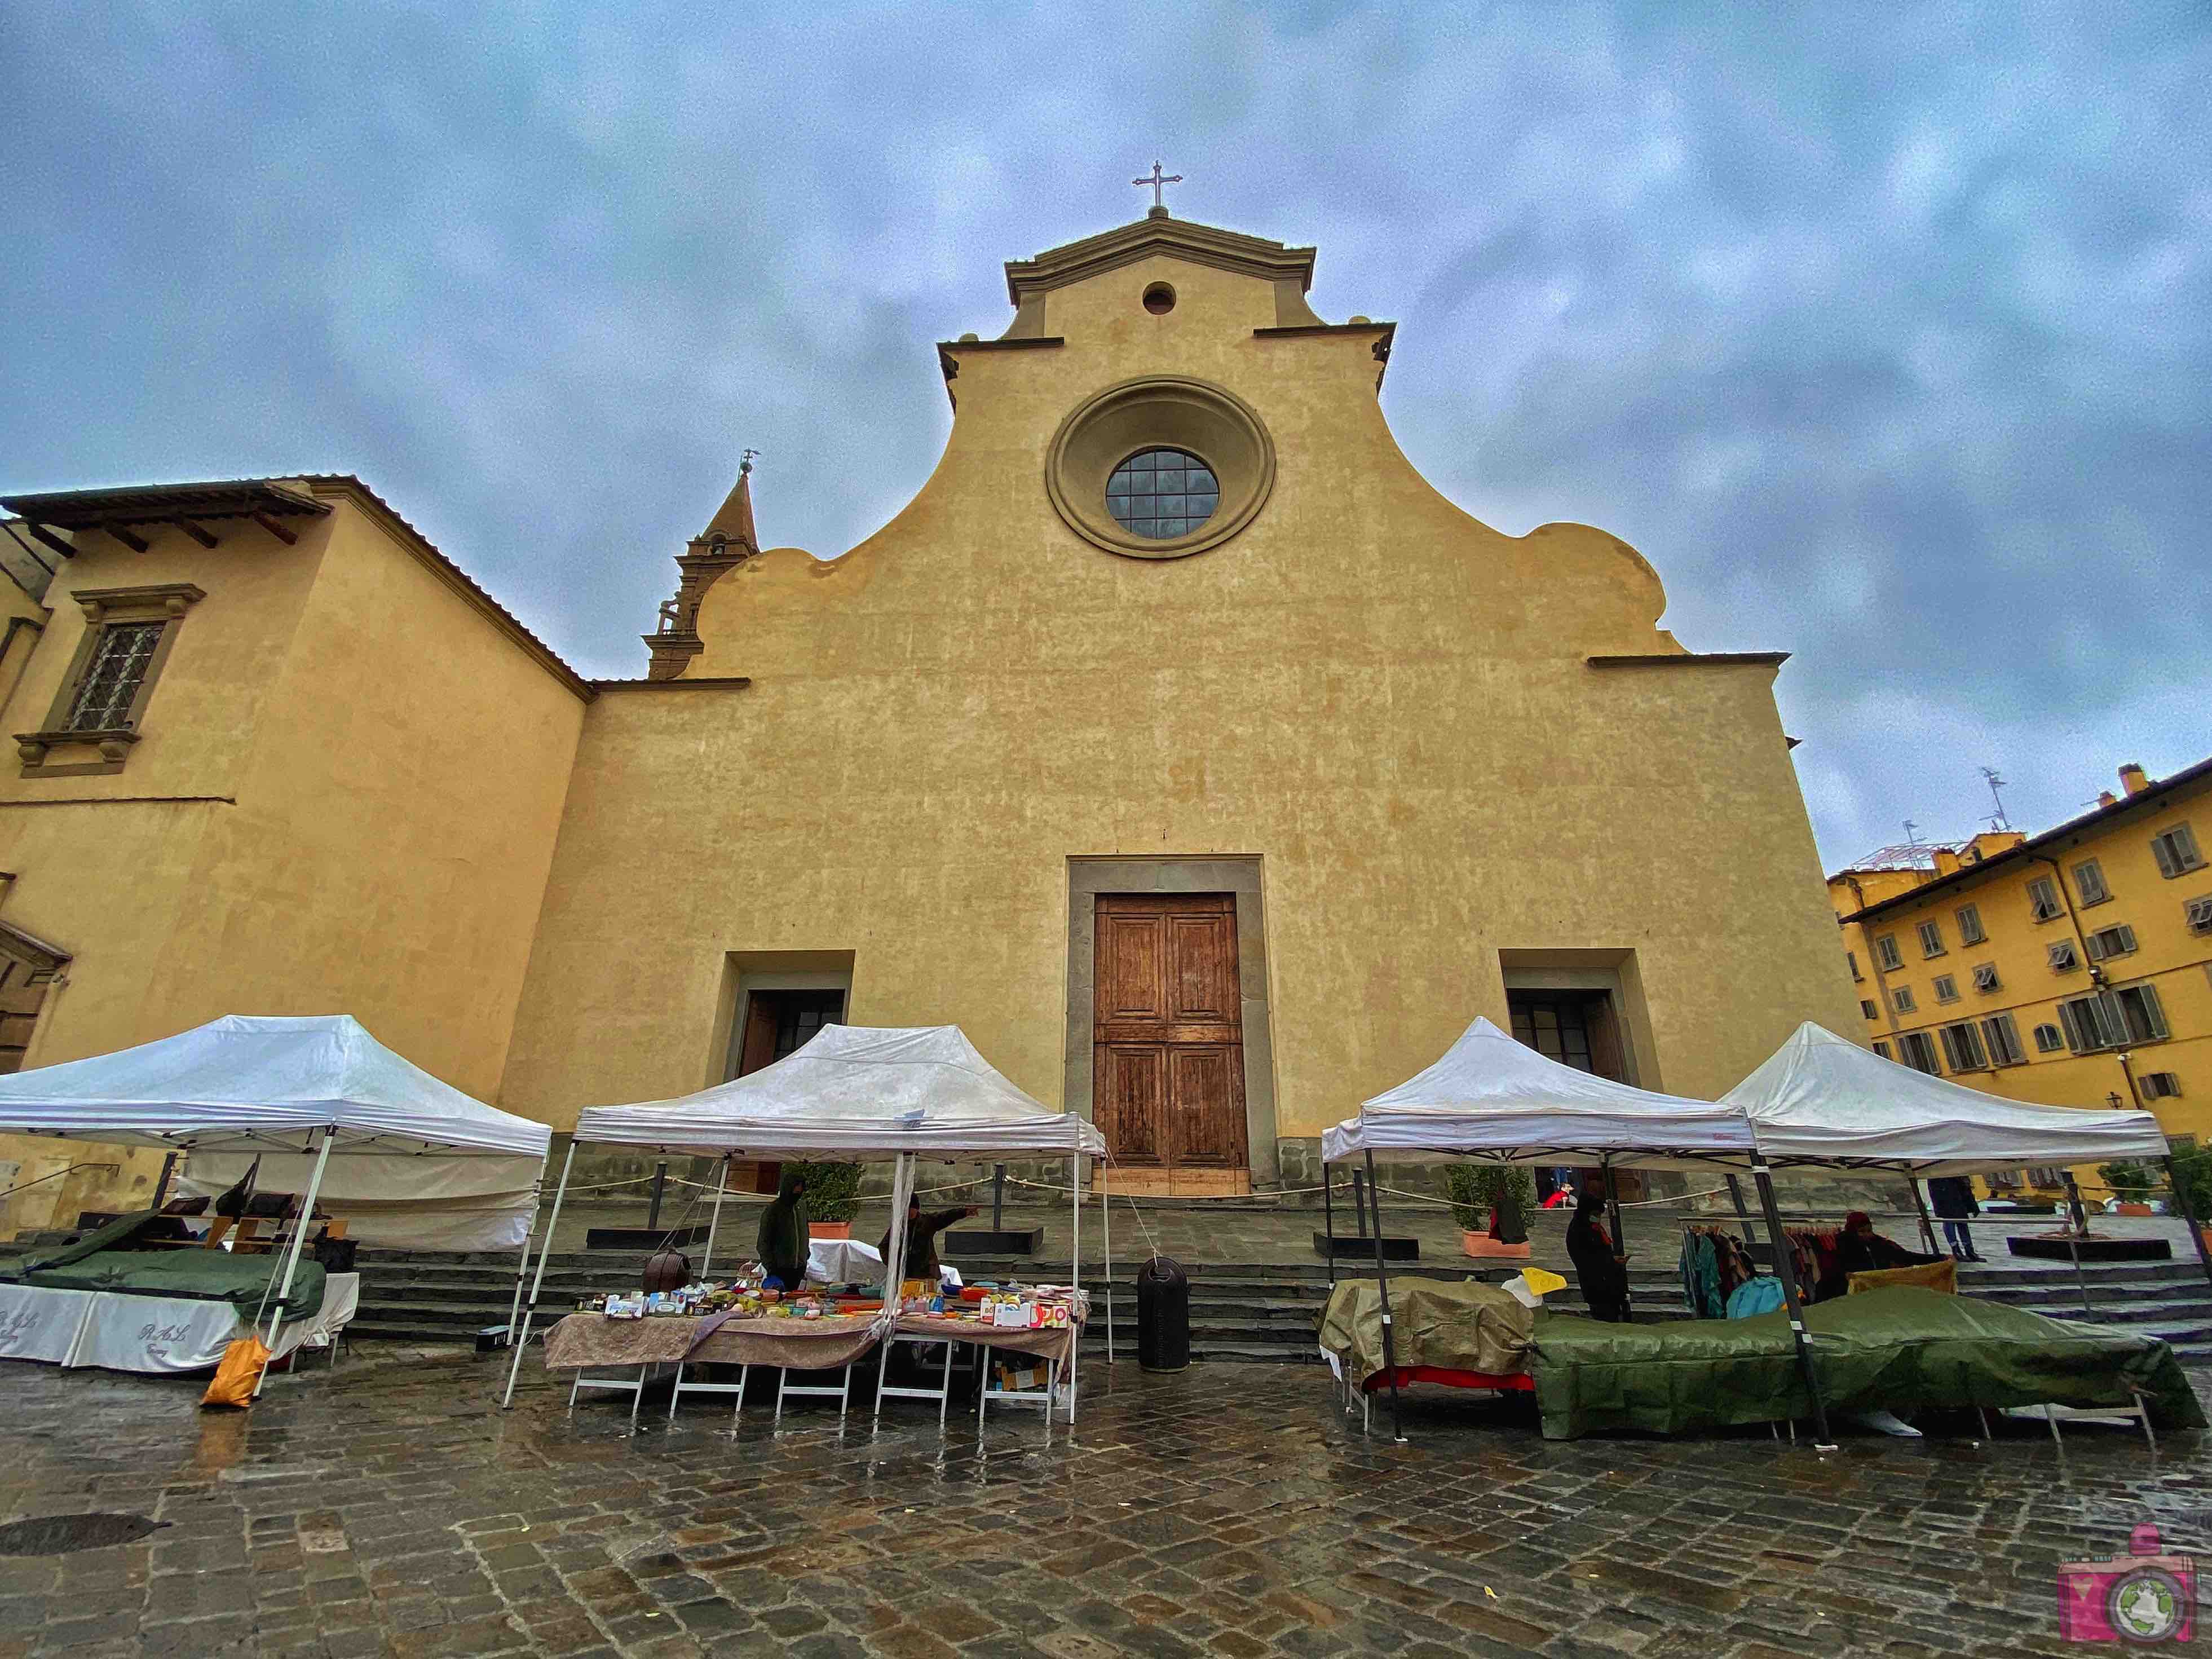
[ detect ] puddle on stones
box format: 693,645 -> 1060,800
0,1513 -> 166,1556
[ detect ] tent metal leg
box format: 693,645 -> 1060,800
1975,1405 -> 1990,1440
1751,1159 -> 1835,1451
2062,1176 -> 2094,1314
253,1126 -> 336,1397
504,1140 -> 577,1409
1907,1177 -> 1941,1256
698,1154 -> 730,1281
2166,1155 -> 2212,1300
1323,1165 -> 1337,1290
1362,1149 -> 1404,1442
1102,1160 -> 1114,1366
1602,1154 -> 1632,1322
505,1232 -> 533,1342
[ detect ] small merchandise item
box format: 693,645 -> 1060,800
604,1295 -> 646,1321
992,1301 -> 1030,1329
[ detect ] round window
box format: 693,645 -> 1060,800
1105,448 -> 1219,540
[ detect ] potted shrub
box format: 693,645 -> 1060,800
1446,1164 -> 1535,1259
790,1161 -> 862,1239
2174,1155 -> 2212,1255
2098,1159 -> 2158,1217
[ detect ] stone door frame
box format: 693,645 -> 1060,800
1065,857 -> 1279,1186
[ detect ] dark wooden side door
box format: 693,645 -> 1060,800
1093,894 -> 1248,1177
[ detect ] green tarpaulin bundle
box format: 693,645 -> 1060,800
1530,1285 -> 2204,1441
1321,1279 -> 1535,1388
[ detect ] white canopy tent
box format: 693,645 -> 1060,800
502,1023 -> 1111,1409
1321,1017 -> 1759,1168
1724,1022 -> 2173,1174
0,1014 -> 552,1345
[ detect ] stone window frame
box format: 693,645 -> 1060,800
15,583 -> 204,778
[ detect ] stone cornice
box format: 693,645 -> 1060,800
1004,215 -> 1317,303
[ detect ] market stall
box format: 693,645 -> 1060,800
1723,1023 -> 2201,1286
1317,1016 -> 1802,1441
504,1023 -> 1110,1426
0,1014 -> 550,1373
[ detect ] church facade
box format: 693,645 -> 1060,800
0,210 -> 1858,1223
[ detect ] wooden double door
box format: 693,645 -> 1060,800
1093,893 -> 1250,1188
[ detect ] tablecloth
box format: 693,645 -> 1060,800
0,1277 -> 357,1373
542,1310 -> 882,1373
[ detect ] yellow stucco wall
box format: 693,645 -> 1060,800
0,491 -> 585,1229
501,246 -> 1862,1151
1840,771 -> 2212,1152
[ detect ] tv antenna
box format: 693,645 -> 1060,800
1979,767 -> 2011,830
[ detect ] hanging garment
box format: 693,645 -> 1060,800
1725,1277 -> 1785,1318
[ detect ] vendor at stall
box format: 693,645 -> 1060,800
1566,1180 -> 1631,1323
1817,1209 -> 1943,1300
756,1170 -> 809,1291
878,1199 -> 979,1287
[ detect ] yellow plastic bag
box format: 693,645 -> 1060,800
200,1336 -> 271,1409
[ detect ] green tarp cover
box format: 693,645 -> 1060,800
1320,1278 -> 1535,1388
0,1211 -> 325,1322
1531,1285 -> 2206,1441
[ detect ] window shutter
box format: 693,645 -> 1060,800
2117,924 -> 2136,954
2132,984 -> 2168,1041
2154,834 -> 2180,878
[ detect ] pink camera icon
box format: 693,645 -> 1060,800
2057,1523 -> 2194,1644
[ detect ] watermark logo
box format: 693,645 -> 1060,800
2058,1523 -> 2195,1644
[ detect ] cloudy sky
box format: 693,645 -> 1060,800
4,5 -> 2206,866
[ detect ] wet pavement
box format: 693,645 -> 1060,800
2,1344 -> 2209,1657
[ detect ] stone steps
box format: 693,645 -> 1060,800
342,1246 -> 2212,1365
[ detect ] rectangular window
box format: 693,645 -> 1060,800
1982,1014 -> 2025,1067
2085,924 -> 2137,963
1933,974 -> 1959,1003
1939,1022 -> 1988,1071
2182,895 -> 2212,936
2028,1166 -> 2065,1188
2112,983 -> 2168,1044
2140,1071 -> 2182,1100
2033,1021 -> 2065,1053
2071,858 -> 2110,905
1874,933 -> 1903,971
1892,986 -> 1917,1013
2059,994 -> 2125,1053
1972,962 -> 2001,993
2047,939 -> 2080,972
2027,876 -> 2063,921
2151,823 -> 2204,879
1956,903 -> 1986,945
1872,1039 -> 1894,1062
63,621 -> 166,732
1896,1031 -> 1941,1074
1860,999 -> 1878,1021
1917,920 -> 1945,958
1847,950 -> 1862,982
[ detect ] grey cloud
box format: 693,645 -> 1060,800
2,2 -> 2206,862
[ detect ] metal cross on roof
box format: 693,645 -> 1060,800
1133,160 -> 1183,212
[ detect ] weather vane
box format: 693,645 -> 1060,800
741,447 -> 759,475
1133,160 -> 1183,213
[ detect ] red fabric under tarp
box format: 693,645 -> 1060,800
1363,1365 -> 1533,1395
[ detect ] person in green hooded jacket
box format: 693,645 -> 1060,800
756,1170 -> 809,1290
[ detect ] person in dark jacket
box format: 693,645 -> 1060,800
878,1199 -> 980,1287
1565,1181 -> 1631,1322
756,1170 -> 809,1291
1924,1177 -> 1983,1261
1817,1209 -> 1944,1299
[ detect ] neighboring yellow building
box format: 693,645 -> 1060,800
1832,758 -> 2212,1177
0,208 -> 1861,1219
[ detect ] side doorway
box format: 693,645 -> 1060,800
726,986 -> 846,1194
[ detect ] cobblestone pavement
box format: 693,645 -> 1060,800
2,1348 -> 2207,1658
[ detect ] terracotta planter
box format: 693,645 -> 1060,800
2116,1202 -> 2153,1216
1462,1229 -> 1531,1260
807,1221 -> 852,1240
